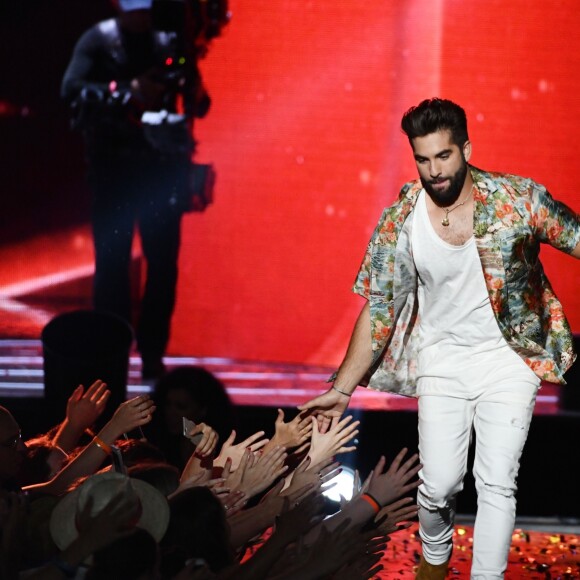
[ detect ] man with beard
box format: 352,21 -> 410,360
299,98 -> 580,578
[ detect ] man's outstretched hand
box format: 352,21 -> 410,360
297,387 -> 351,433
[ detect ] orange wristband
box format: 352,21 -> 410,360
92,435 -> 112,455
361,493 -> 381,514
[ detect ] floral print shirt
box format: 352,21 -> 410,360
353,166 -> 580,396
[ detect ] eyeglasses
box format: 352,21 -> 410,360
0,432 -> 22,450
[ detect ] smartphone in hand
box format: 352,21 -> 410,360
183,417 -> 204,445
111,445 -> 127,475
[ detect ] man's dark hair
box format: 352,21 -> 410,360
401,98 -> 469,146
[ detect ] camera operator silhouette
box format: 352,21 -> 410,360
62,0 -> 227,379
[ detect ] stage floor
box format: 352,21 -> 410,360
376,521 -> 580,578
243,519 -> 580,578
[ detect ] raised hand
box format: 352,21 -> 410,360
193,476 -> 229,498
105,395 -> 156,439
367,448 -> 422,508
188,422 -> 219,459
338,468 -> 368,510
218,490 -> 247,517
307,415 -> 360,466
269,522 -> 348,580
272,492 -> 326,544
373,496 -> 419,536
257,478 -> 315,524
53,380 -> 112,453
297,520 -> 366,578
66,380 -> 110,431
334,468 -> 374,511
23,397 -> 155,498
226,446 -> 288,500
214,430 -> 269,470
266,409 -> 313,451
297,388 -> 351,434
176,423 -> 219,491
282,456 -> 340,496
170,472 -> 226,500
349,468 -> 373,504
333,532 -> 388,580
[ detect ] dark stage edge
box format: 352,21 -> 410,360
1,339 -> 579,525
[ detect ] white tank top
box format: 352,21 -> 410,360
411,190 -> 532,390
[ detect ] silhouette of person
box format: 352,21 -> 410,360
62,0 -> 211,379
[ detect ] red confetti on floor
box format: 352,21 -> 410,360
380,523 -> 580,579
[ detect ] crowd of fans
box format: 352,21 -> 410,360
0,366 -> 422,579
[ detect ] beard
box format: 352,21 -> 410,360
421,158 -> 469,207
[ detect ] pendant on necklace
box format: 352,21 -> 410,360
442,213 -> 450,227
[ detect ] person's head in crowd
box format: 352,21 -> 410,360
0,406 -> 27,489
151,366 -> 235,453
85,527 -> 160,580
128,462 -> 180,498
50,472 -> 170,552
161,486 -> 234,576
17,432 -> 69,487
114,437 -> 166,468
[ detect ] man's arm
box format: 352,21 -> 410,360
24,396 -> 155,496
333,301 -> 373,393
298,301 -> 372,431
61,27 -> 108,102
62,26 -> 160,111
529,184 -> 580,256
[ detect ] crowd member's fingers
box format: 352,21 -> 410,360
297,388 -> 350,435
220,490 -> 247,517
234,446 -> 289,500
214,430 -> 269,470
374,497 -> 419,535
189,423 -> 219,458
108,395 -> 156,434
66,380 -> 111,430
86,380 -> 110,407
367,448 -> 423,507
273,493 -> 326,541
283,482 -> 317,508
307,414 -> 359,466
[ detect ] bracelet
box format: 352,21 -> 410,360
92,435 -> 112,455
361,493 -> 381,514
50,556 -> 77,578
86,428 -> 112,454
332,385 -> 352,397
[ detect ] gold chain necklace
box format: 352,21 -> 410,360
441,184 -> 474,227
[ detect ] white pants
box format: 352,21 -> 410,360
416,356 -> 540,579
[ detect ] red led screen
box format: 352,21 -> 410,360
173,0 -> 580,365
1,0 -> 579,368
